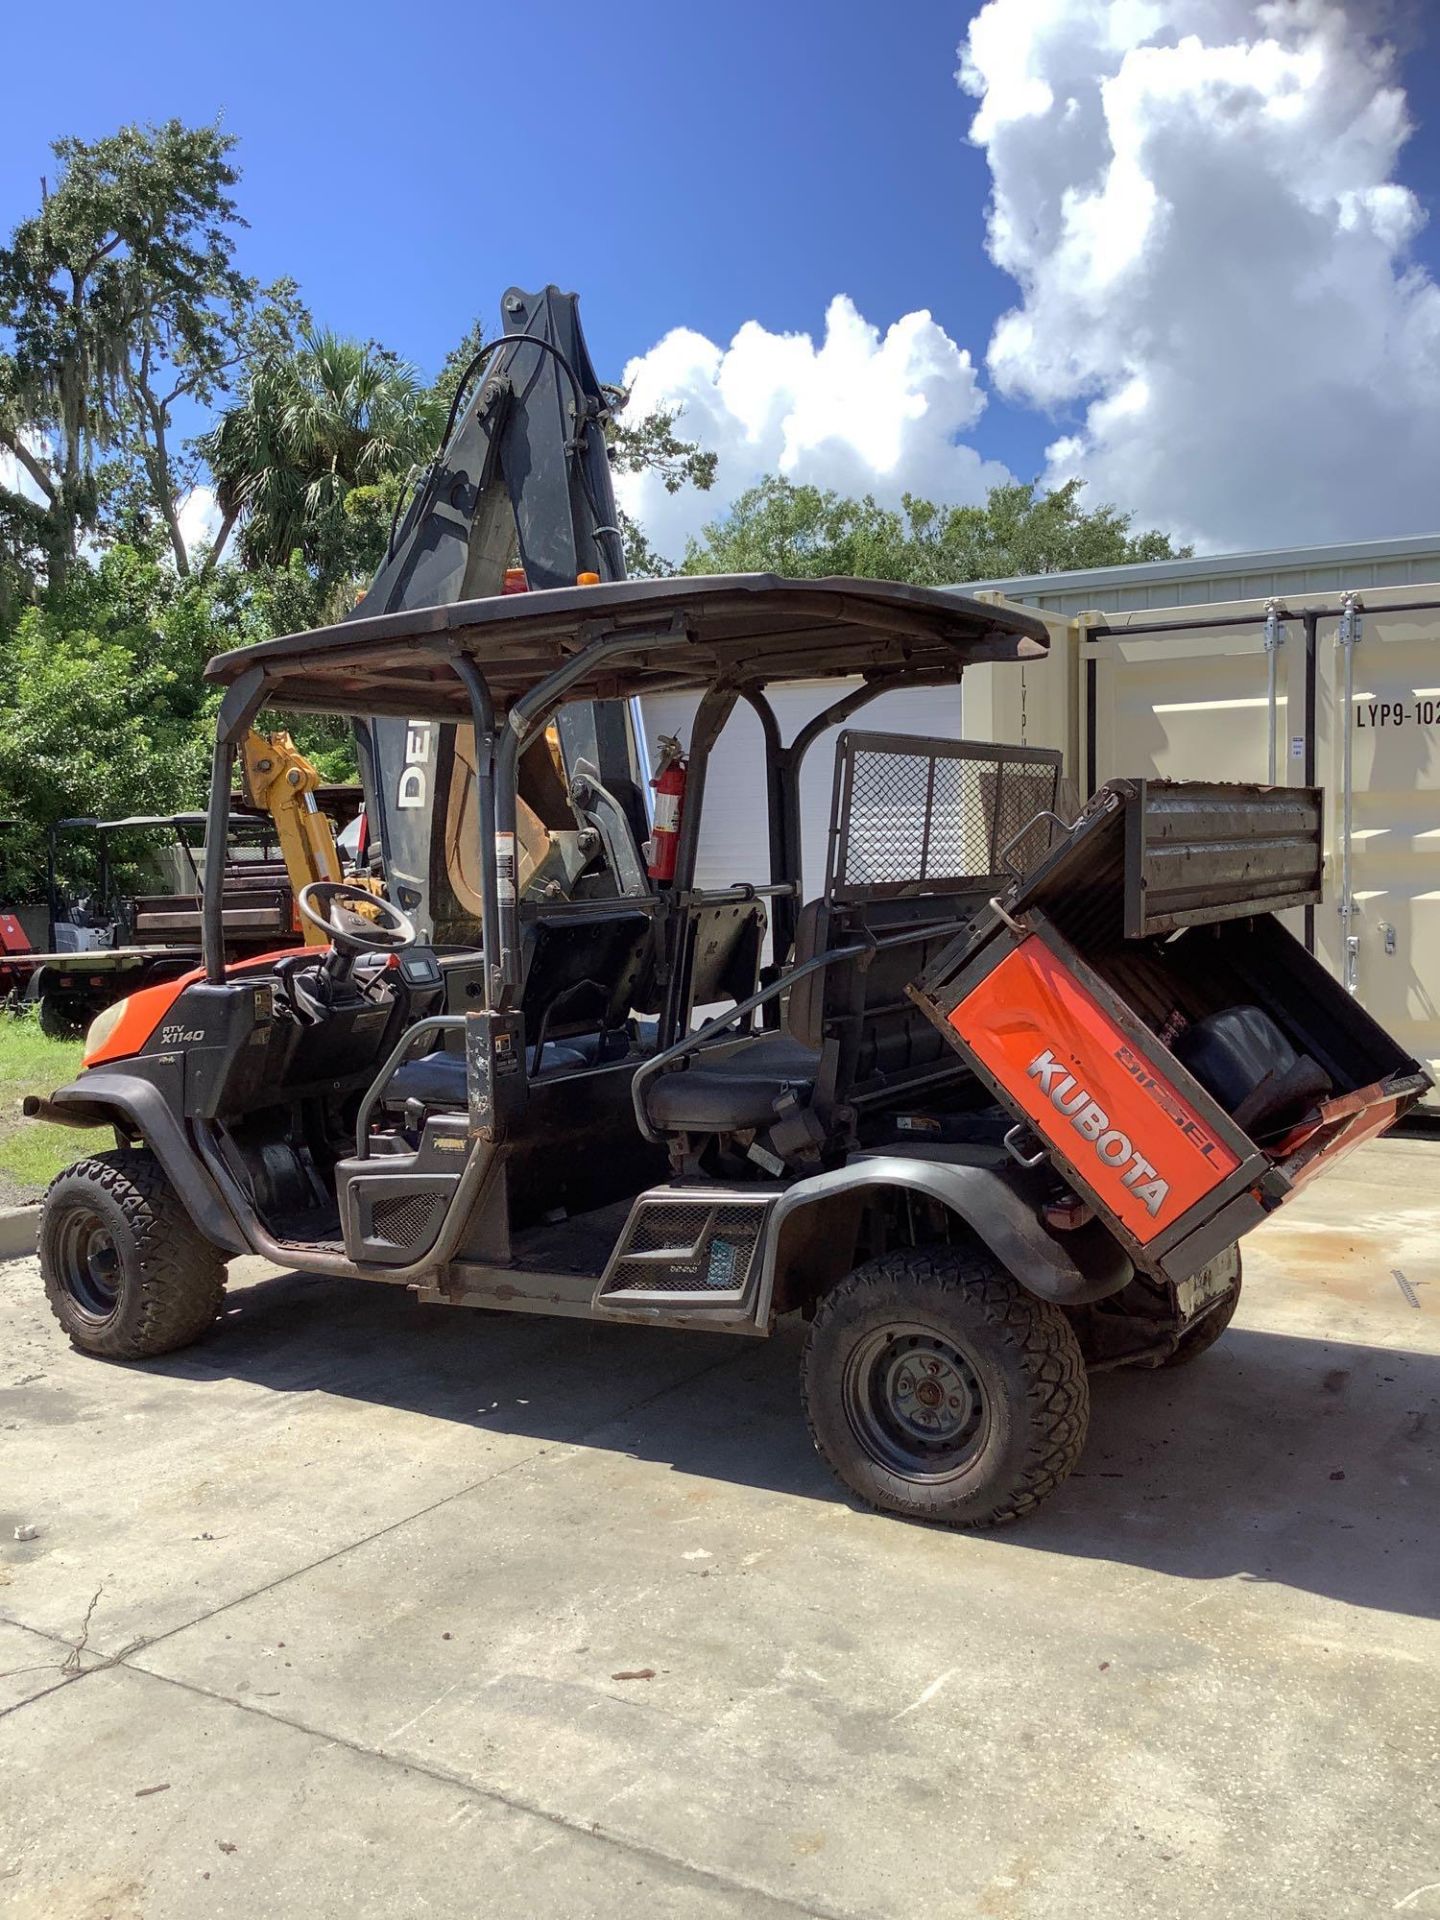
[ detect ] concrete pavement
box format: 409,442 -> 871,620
2,1133 -> 1438,1918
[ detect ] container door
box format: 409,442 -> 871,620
1084,616 -> 1309,951
1085,592 -> 1440,1098
1086,620 -> 1283,794
1313,601 -> 1440,1090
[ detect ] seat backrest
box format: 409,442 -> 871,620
664,894 -> 767,1039
519,906 -> 655,1050
785,890 -> 991,1110
784,898 -> 828,1049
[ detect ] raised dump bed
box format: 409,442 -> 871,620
910,778 -> 1431,1285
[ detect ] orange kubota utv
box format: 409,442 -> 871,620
26,571 -> 1428,1528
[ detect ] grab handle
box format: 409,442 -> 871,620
998,809 -> 1071,877
1003,1123 -> 1049,1170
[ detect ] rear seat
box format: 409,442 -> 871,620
641,899 -> 827,1135
639,892 -> 982,1146
643,1031 -> 820,1131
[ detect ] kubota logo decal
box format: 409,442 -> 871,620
1027,1048 -> 1170,1216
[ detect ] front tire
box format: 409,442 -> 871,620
40,1150 -> 225,1359
802,1245 -> 1089,1529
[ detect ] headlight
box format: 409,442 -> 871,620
82,999 -> 129,1063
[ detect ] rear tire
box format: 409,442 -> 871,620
801,1245 -> 1089,1529
40,1150 -> 225,1359
37,991 -> 84,1041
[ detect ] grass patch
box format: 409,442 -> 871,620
0,1013 -> 109,1205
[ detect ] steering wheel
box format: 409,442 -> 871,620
297,880 -> 416,958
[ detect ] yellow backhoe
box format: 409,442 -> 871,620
238,730 -> 345,947
32,733 -> 369,1036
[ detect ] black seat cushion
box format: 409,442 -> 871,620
385,1042 -> 587,1109
645,1033 -> 820,1132
1172,1005 -> 1332,1137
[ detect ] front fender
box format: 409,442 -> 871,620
31,1073 -> 248,1256
756,1149 -> 1133,1320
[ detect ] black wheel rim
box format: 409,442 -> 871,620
841,1322 -> 989,1483
55,1207 -> 122,1318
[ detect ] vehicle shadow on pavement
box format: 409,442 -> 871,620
155,1264 -> 1440,1623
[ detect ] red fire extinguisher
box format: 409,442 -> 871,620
647,735 -> 687,883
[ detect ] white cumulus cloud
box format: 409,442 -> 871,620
178,483 -> 222,561
613,295 -> 1011,563
960,0 -> 1440,551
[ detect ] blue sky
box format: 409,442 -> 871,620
3,1 -> 1439,553
0,0 -> 1090,477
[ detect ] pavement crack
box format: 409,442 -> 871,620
61,1584 -> 103,1674
114,1662 -> 852,1920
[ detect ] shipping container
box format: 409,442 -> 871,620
963,578 -> 1440,1098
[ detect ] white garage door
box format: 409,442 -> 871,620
637,680 -> 966,903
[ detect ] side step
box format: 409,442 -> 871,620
416,1185 -> 783,1332
596,1186 -> 781,1307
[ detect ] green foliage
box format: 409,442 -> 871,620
0,1014 -> 107,1201
430,318 -> 486,419
201,329 -> 439,585
0,119 -> 299,587
609,399 -> 718,497
0,546 -> 224,890
681,476 -> 1191,583
609,396 -> 718,577
205,555 -> 358,778
681,481 -> 915,580
0,116 -> 716,887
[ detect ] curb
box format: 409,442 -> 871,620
0,1206 -> 38,1261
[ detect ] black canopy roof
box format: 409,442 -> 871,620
205,574 -> 1049,719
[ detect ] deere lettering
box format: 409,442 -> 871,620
396,720 -> 431,811
1026,1049 -> 1170,1216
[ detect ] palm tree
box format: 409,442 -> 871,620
200,330 -> 439,580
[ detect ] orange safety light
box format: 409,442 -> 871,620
576,571 -> 600,586
502,567 -> 529,595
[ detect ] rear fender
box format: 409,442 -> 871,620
34,1073 -> 248,1256
755,1154 -> 1133,1322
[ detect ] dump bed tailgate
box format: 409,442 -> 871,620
1009,778 -> 1324,937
